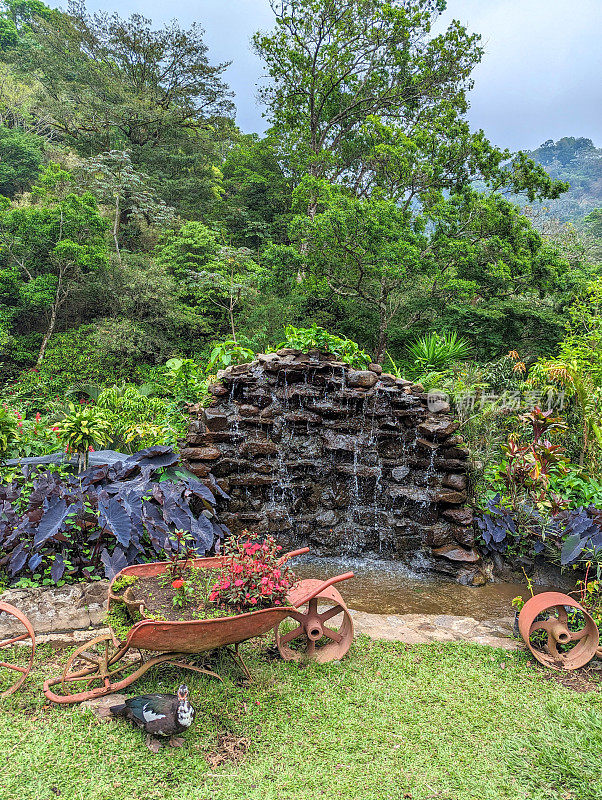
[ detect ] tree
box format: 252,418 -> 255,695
214,134 -> 292,249
78,150 -> 177,259
0,124 -> 43,196
290,181 -> 574,360
191,246 -> 267,341
290,183 -> 424,359
155,221 -> 220,280
0,163 -> 108,364
2,1 -> 235,214
254,0 -> 482,205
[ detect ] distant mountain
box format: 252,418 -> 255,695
523,137 -> 602,222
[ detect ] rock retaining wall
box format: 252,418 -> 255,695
183,350 -> 484,584
0,581 -> 109,641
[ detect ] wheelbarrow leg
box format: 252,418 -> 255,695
166,659 -> 223,683
224,643 -> 252,681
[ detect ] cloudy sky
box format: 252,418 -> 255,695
82,0 -> 602,152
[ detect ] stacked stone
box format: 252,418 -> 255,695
182,349 -> 483,584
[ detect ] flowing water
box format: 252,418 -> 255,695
292,555 -> 569,622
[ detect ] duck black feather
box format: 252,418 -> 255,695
110,684 -> 195,738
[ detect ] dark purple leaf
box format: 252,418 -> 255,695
101,547 -> 129,580
29,553 -> 42,572
561,533 -> 585,565
98,497 -> 132,549
51,554 -> 65,583
9,545 -> 27,576
33,498 -> 70,548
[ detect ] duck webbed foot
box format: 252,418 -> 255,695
169,736 -> 185,748
145,734 -> 164,753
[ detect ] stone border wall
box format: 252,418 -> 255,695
183,350 -> 484,584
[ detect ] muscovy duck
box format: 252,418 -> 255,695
110,684 -> 195,751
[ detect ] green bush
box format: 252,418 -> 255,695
94,383 -> 187,451
3,325 -> 155,413
0,403 -> 18,461
406,331 -> 471,375
276,324 -> 371,368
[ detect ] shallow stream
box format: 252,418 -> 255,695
293,555 -> 568,622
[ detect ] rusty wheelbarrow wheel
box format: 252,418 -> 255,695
43,633 -> 143,703
0,602 -> 36,697
518,591 -> 600,671
275,579 -> 354,664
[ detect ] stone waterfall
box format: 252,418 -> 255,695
182,350 -> 485,585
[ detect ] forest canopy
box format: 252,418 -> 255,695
0,0 -> 598,388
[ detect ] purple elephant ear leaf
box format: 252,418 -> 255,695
33,498 -> 70,548
29,553 -> 43,572
98,497 -> 132,549
9,544 -> 27,576
182,477 -> 215,505
101,547 -> 129,580
51,554 -> 65,583
561,533 -> 585,565
130,447 -> 179,472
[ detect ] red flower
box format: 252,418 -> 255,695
171,579 -> 185,590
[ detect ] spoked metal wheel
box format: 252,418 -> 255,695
43,634 -> 223,704
275,579 -> 354,663
0,602 -> 36,698
518,592 -> 600,671
43,633 -> 142,704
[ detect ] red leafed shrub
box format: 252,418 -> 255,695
208,532 -> 296,613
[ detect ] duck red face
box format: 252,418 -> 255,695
176,683 -> 195,729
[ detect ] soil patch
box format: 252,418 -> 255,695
130,574 -> 231,622
538,659 -> 602,693
205,734 -> 251,768
112,568 -> 234,625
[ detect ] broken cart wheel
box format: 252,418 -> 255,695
0,602 -> 36,697
518,591 -> 600,671
275,578 -> 354,663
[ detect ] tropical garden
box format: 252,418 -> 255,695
1,2 -> 602,795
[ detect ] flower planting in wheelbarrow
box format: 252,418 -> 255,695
43,534 -> 354,704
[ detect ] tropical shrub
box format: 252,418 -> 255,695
207,338 -> 255,371
94,383 -> 187,450
10,412 -> 60,458
276,324 -> 371,368
0,403 -> 18,460
0,447 -> 229,587
478,407 -> 602,570
406,331 -> 471,375
54,402 -> 112,471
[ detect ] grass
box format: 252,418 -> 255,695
1,637 -> 601,800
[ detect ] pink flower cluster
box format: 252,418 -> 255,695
208,533 -> 295,613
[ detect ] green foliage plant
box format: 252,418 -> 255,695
139,359 -> 209,406
54,402 -> 111,471
277,323 -> 371,368
0,402 -> 18,460
407,331 -> 471,375
207,338 -> 255,372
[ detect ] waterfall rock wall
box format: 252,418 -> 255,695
183,350 -> 484,584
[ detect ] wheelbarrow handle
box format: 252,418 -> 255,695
278,547 -> 310,565
294,571 -> 354,607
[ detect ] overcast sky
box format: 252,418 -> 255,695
81,0 -> 602,152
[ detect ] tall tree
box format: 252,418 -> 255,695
0,163 -> 108,364
254,1 -> 566,215
1,1 -> 235,213
254,0 -> 480,204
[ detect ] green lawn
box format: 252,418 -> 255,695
1,637 -> 601,800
